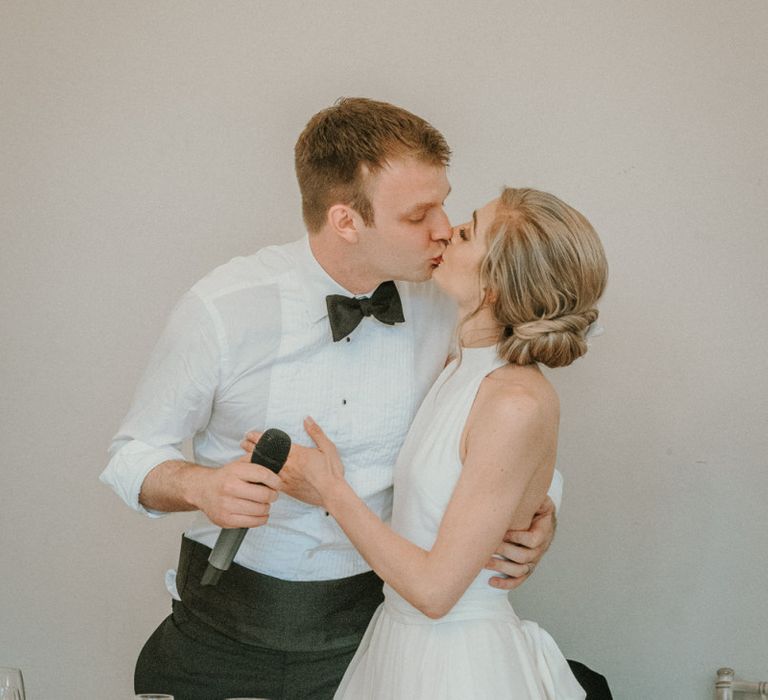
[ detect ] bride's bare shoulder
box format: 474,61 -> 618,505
476,364 -> 559,425
460,366 -> 558,470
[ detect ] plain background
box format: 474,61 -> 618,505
2,2 -> 767,698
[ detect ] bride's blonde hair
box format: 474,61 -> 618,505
477,187 -> 608,368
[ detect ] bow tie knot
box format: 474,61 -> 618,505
357,297 -> 373,317
325,281 -> 405,342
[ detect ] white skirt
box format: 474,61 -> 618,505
335,601 -> 585,700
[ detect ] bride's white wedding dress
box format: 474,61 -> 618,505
335,345 -> 585,699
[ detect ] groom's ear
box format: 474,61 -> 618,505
327,204 -> 360,244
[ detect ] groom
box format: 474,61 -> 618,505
102,98 -> 576,699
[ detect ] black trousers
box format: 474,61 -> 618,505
568,660 -> 613,699
135,600 -> 358,700
136,605 -> 614,700
135,537 -> 613,699
135,537 -> 384,700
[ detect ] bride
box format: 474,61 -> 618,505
272,187 -> 606,699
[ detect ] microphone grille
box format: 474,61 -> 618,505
257,428 -> 292,463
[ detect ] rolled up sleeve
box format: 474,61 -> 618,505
100,291 -> 223,516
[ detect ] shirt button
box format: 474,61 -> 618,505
342,399 -> 347,405
346,337 -> 351,343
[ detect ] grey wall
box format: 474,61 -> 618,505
2,2 -> 766,698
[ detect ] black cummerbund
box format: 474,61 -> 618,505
175,536 -> 384,652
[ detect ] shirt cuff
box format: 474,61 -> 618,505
547,468 -> 564,513
100,440 -> 186,517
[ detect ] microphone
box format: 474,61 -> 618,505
201,428 -> 291,586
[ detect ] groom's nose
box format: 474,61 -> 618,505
430,209 -> 452,243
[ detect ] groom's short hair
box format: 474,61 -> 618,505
295,97 -> 451,233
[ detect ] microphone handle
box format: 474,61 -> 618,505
208,440 -> 283,574
201,429 -> 290,586
206,527 -> 248,572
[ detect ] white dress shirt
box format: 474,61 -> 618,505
100,236 -> 563,590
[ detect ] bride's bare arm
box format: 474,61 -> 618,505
301,389 -> 555,619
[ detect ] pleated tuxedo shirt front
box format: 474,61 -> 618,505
101,236 -> 457,588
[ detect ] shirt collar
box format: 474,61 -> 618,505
295,235 -> 378,324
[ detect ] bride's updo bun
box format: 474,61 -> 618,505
482,188 -> 608,368
500,309 -> 598,368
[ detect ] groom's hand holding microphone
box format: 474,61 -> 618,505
193,451 -> 284,530
202,428 -> 291,585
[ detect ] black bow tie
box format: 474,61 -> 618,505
326,281 -> 405,342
